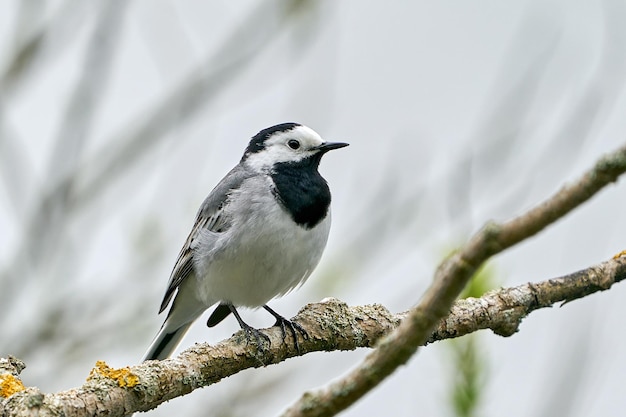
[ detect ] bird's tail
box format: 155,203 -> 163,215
142,321 -> 193,361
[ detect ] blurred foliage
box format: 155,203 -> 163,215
445,260 -> 498,417
448,335 -> 483,417
460,261 -> 497,300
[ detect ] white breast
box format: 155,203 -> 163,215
191,176 -> 331,308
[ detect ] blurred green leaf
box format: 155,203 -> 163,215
443,253 -> 498,417
461,261 -> 497,299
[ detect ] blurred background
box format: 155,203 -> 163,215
1,1 -> 626,416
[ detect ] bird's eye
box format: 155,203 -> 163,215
287,139 -> 300,150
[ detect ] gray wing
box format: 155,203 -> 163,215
158,164 -> 253,314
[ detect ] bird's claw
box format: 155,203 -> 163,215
273,316 -> 309,354
262,305 -> 309,353
240,323 -> 271,351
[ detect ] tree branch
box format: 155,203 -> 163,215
280,144 -> 626,417
429,253 -> 626,342
1,253 -> 626,416
2,145 -> 626,416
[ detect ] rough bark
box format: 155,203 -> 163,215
1,254 -> 626,416
2,144 -> 626,416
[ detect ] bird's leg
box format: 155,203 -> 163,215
263,305 -> 309,353
228,305 -> 270,350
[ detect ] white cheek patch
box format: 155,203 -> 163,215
244,125 -> 325,172
245,146 -> 303,172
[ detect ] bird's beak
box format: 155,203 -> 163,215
317,141 -> 349,153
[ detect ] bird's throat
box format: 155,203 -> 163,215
270,158 -> 331,229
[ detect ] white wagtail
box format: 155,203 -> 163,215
143,123 -> 348,361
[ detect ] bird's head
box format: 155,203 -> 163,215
241,123 -> 348,172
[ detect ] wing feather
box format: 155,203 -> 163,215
158,165 -> 253,314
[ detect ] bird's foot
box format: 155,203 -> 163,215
239,321 -> 271,351
228,305 -> 271,352
263,305 -> 309,353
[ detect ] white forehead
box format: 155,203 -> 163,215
244,125 -> 325,172
264,125 -> 324,147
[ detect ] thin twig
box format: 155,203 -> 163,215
26,0 -> 128,262
0,0 -> 90,95
0,0 -> 128,311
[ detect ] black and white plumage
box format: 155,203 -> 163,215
143,123 -> 348,361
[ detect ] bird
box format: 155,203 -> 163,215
142,122 -> 348,361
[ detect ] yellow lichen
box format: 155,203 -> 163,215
0,373 -> 26,398
88,360 -> 139,388
613,249 -> 626,259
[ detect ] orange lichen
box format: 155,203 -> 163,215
0,373 -> 26,398
88,360 -> 139,388
613,249 -> 626,259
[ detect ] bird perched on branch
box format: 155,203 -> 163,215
143,123 -> 348,361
